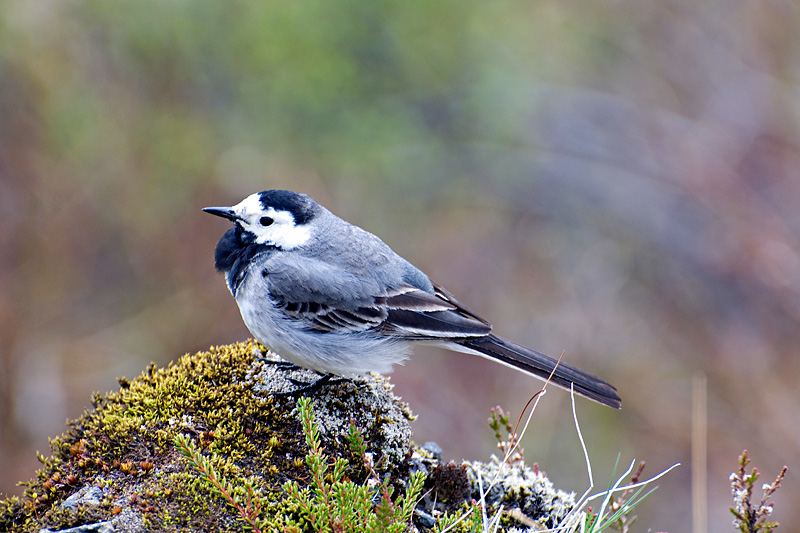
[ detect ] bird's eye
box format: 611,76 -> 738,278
259,216 -> 274,227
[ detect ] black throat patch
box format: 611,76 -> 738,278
214,227 -> 275,295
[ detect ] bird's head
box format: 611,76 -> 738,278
203,190 -> 320,250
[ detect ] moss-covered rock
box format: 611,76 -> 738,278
0,341 -> 414,532
0,340 -> 578,533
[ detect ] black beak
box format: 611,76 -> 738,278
203,206 -> 240,222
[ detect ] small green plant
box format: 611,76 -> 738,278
433,501 -> 482,533
175,433 -> 268,532
283,395 -> 425,532
729,449 -> 787,533
488,405 -> 524,467
580,458 -> 656,533
176,395 -> 425,532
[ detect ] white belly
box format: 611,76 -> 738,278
234,273 -> 410,376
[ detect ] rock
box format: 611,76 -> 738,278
1,340 -> 583,532
40,521 -> 114,533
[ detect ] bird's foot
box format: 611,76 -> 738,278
257,357 -> 299,370
273,373 -> 349,397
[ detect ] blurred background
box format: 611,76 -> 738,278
1,1 -> 798,531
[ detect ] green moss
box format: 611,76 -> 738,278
0,339 -> 583,532
0,340 -> 414,532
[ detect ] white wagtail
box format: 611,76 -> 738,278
203,190 -> 621,408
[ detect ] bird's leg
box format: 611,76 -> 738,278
253,344 -> 297,369
254,352 -> 348,395
273,373 -> 349,397
257,357 -> 299,370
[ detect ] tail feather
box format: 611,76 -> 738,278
458,334 -> 621,409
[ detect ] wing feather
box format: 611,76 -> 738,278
263,254 -> 492,339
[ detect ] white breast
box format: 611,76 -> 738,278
233,266 -> 411,376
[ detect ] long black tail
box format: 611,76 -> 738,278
458,334 -> 621,409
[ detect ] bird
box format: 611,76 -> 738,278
203,190 -> 621,408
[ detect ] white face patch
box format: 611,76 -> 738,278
232,193 -> 312,249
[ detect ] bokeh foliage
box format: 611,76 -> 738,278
1,1 -> 799,532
